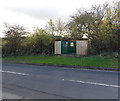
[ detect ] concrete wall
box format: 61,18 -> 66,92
54,41 -> 61,54
76,40 -> 88,55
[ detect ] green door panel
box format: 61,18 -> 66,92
61,41 -> 68,54
61,41 -> 76,54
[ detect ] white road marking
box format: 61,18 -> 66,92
1,70 -> 29,76
62,79 -> 120,88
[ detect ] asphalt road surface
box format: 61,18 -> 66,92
2,63 -> 119,99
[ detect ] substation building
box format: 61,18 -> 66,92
54,39 -> 88,56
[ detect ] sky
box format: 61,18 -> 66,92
0,0 -> 118,37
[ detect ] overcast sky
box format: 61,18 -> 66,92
0,0 -> 117,37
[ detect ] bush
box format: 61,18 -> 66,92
112,52 -> 119,58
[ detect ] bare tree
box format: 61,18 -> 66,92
3,22 -> 28,55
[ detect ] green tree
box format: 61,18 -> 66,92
26,28 -> 54,55
68,1 -> 119,54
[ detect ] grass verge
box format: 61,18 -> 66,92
2,55 -> 118,69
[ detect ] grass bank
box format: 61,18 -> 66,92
2,55 -> 118,69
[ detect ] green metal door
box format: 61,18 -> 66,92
61,41 -> 68,54
61,41 -> 76,54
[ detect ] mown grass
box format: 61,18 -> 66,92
2,55 -> 118,68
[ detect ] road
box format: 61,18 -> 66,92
2,63 -> 119,99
